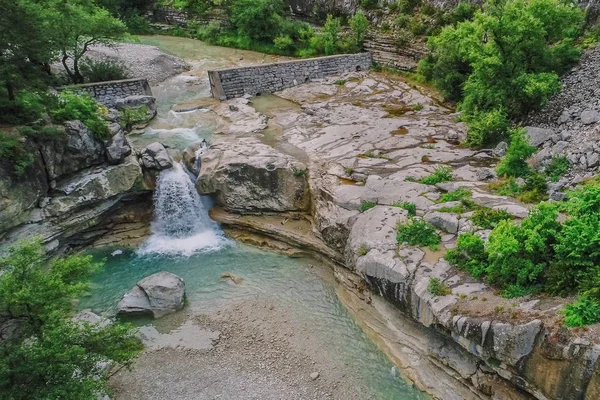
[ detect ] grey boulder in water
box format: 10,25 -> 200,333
139,142 -> 173,171
118,271 -> 185,318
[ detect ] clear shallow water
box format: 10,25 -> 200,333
81,244 -> 427,400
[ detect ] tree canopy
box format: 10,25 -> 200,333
418,0 -> 584,147
0,240 -> 142,399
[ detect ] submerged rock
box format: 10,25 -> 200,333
118,271 -> 185,319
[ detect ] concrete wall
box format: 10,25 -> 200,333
208,53 -> 372,100
61,79 -> 153,108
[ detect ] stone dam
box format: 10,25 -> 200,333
207,53 -> 372,100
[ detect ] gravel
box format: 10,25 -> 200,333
110,299 -> 374,400
54,43 -> 189,84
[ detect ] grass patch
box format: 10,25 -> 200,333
563,296 -> 600,327
396,218 -> 441,249
546,156 -> 570,182
439,188 -> 471,203
418,166 -> 454,185
355,244 -> 369,256
360,200 -> 377,212
345,167 -> 355,176
292,168 -> 306,177
393,201 -> 417,217
428,277 -> 451,296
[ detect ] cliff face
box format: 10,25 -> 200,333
0,121 -> 152,254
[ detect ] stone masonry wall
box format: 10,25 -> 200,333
61,78 -> 153,108
208,53 -> 372,100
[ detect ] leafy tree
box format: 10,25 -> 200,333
419,0 -> 584,146
0,239 -> 142,399
47,0 -> 128,84
0,0 -> 55,101
227,0 -> 286,43
348,11 -> 370,51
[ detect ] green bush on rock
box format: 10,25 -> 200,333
397,218 -> 441,249
50,91 -> 109,139
446,179 -> 600,325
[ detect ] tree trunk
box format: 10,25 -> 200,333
73,56 -> 84,84
61,52 -> 75,84
5,81 -> 15,102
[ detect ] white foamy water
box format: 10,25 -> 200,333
138,163 -> 229,257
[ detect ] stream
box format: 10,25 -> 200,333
83,36 -> 428,399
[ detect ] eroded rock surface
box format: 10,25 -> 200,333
203,70 -> 600,400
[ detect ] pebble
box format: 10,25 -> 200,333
310,372 -> 320,380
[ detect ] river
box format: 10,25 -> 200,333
82,35 -> 428,399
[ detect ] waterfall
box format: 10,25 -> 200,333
138,162 -> 228,256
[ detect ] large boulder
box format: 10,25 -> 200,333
40,120 -> 106,180
118,271 -> 185,319
139,142 -> 173,171
106,127 -> 132,165
196,138 -> 309,213
524,126 -> 552,147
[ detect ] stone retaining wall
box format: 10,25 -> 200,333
208,53 -> 372,100
61,78 -> 153,108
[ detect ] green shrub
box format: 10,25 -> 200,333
0,130 -> 34,176
501,284 -> 541,298
360,200 -> 377,212
439,187 -> 471,202
546,156 -> 570,182
445,233 -> 487,278
273,35 -> 294,52
470,208 -> 512,229
80,59 -> 129,83
419,165 -> 454,185
0,91 -> 46,125
419,0 -> 584,146
396,218 -> 441,249
120,106 -> 149,132
563,296 -> 600,327
393,201 -> 417,217
356,244 -> 369,256
496,128 -> 537,178
17,125 -> 66,142
50,92 -> 109,139
228,0 -> 286,42
463,109 -> 510,148
428,277 -> 451,296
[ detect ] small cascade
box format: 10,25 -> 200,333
139,162 -> 228,256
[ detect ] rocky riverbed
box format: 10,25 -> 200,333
191,67 -> 600,399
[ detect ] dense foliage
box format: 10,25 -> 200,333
419,0 -> 584,147
446,179 -> 600,324
166,0 -> 371,56
50,91 -> 110,138
0,240 -> 142,399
